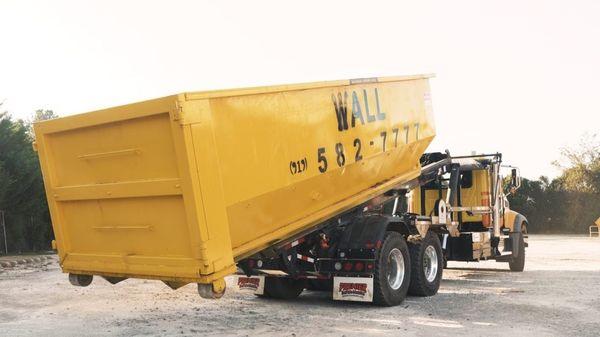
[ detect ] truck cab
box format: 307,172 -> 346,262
409,152 -> 528,270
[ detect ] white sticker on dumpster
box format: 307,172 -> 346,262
236,275 -> 265,295
333,277 -> 373,302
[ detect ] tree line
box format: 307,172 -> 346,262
0,108 -> 57,253
508,133 -> 600,233
0,105 -> 598,253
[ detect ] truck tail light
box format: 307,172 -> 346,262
354,262 -> 364,271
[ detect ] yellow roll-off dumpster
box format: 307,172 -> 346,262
33,75 -> 435,296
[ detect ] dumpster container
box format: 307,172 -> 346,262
33,75 -> 435,296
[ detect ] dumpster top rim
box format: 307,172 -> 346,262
182,74 -> 434,100
32,74 -> 434,133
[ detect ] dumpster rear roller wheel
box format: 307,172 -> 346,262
69,273 -> 93,287
198,278 -> 226,299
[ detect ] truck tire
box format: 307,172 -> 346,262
262,277 -> 304,300
407,232 -> 443,296
305,279 -> 333,292
509,232 -> 525,272
373,231 -> 411,306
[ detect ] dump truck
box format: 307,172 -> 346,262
33,75 -> 528,306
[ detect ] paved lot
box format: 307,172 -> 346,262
1,235 -> 599,336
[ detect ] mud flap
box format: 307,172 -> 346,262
333,277 -> 374,302
235,275 -> 265,295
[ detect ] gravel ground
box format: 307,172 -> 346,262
1,235 -> 599,337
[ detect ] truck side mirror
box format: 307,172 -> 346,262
510,168 -> 521,191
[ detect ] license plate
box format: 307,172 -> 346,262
235,275 -> 265,295
333,276 -> 373,302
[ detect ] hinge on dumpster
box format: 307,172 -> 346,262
171,102 -> 184,122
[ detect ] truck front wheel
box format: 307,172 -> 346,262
373,232 -> 411,306
407,232 -> 443,296
509,230 -> 526,272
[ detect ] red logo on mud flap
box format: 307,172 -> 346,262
338,282 -> 368,298
238,277 -> 260,291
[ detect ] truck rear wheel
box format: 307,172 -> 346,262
373,231 -> 411,306
509,232 -> 526,272
407,232 -> 443,296
262,277 -> 304,300
305,279 -> 333,292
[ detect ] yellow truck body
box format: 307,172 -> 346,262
411,168 -> 491,225
33,75 -> 435,285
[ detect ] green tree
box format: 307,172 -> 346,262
0,107 -> 55,253
552,133 -> 600,194
509,133 -> 600,233
32,109 -> 58,122
27,109 -> 58,137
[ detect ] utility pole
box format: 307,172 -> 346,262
1,210 -> 7,255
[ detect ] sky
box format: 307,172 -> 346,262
1,0 -> 599,179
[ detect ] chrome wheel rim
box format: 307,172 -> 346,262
387,248 -> 405,290
424,245 -> 438,283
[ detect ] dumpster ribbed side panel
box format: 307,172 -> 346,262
185,78 -> 435,258
33,96 -> 224,281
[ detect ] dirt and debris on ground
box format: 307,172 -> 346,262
1,235 -> 599,337
0,255 -> 54,268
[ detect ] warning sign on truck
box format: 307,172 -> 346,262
333,277 -> 373,302
236,276 -> 265,295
